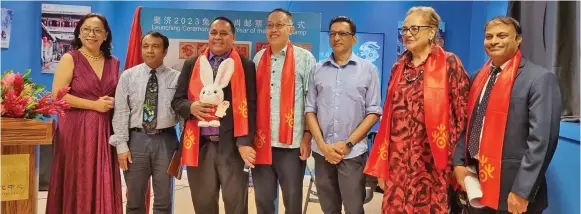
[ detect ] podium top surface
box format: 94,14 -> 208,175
1,117 -> 54,146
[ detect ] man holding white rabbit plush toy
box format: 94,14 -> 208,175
171,16 -> 257,214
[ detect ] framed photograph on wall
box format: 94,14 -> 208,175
41,4 -> 91,74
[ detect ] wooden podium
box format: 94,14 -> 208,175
1,117 -> 54,214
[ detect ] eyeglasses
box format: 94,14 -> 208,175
267,23 -> 292,30
329,31 -> 353,38
80,27 -> 106,36
399,25 -> 431,36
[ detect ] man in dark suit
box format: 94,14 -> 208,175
171,16 -> 257,214
453,16 -> 561,214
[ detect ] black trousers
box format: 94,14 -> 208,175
252,148 -> 306,214
186,141 -> 249,214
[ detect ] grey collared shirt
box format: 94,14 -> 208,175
305,53 -> 382,159
110,63 -> 180,154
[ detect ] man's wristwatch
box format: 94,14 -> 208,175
346,141 -> 354,149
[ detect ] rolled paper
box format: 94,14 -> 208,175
464,174 -> 484,208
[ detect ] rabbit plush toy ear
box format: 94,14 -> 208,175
214,58 -> 235,89
199,55 -> 213,87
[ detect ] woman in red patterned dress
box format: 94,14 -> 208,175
364,7 -> 470,214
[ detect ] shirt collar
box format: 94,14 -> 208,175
498,61 -> 509,70
143,63 -> 167,73
323,52 -> 359,67
272,43 -> 289,56
491,60 -> 509,73
210,48 -> 232,61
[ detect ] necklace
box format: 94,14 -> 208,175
79,49 -> 103,61
403,69 -> 424,83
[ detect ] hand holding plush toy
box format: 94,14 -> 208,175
197,55 -> 234,127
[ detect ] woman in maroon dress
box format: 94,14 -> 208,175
47,13 -> 122,214
365,7 -> 470,214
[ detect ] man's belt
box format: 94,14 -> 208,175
131,127 -> 174,135
201,135 -> 220,142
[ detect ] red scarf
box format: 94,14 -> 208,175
465,50 -> 522,210
181,48 -> 249,167
364,45 -> 450,180
253,42 -> 296,165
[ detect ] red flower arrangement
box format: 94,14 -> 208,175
1,69 -> 71,119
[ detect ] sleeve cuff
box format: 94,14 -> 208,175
182,100 -> 194,120
236,137 -> 253,147
452,160 -> 466,166
366,107 -> 383,116
510,188 -> 531,201
452,151 -> 466,166
115,143 -> 130,154
305,107 -> 317,113
511,178 -> 536,200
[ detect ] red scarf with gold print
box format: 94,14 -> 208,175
181,48 -> 249,167
364,45 -> 450,180
465,50 -> 522,209
254,42 -> 296,165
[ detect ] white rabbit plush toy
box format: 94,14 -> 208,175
197,55 -> 234,127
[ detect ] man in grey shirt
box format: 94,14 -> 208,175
305,16 -> 382,214
110,31 -> 180,214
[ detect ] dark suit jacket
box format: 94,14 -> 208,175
171,54 -> 257,158
453,57 -> 562,211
